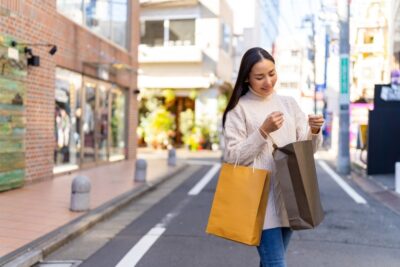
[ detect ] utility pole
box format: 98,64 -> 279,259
302,14 -> 318,114
337,0 -> 351,174
312,15 -> 317,115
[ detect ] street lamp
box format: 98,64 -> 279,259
10,40 -> 57,67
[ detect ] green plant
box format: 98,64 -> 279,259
140,106 -> 175,149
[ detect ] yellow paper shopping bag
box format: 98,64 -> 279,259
205,163 -> 270,246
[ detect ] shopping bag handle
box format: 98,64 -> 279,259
266,133 -> 279,151
234,153 -> 257,173
267,134 -> 295,155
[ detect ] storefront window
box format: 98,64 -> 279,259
83,80 -> 96,163
54,68 -> 82,171
54,69 -> 126,170
57,0 -> 128,48
110,87 -> 126,160
97,84 -> 109,161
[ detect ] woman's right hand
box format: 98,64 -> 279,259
259,111 -> 284,136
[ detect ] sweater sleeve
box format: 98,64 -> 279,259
290,97 -> 323,153
223,104 -> 268,166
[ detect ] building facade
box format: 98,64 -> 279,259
231,0 -> 280,84
0,0 -> 139,190
350,0 -> 391,101
274,35 -> 316,113
239,0 -> 280,52
391,0 -> 400,78
138,0 -> 233,149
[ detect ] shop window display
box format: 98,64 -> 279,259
54,68 -> 126,169
54,69 -> 81,169
97,84 -> 109,161
110,87 -> 126,160
83,82 -> 96,163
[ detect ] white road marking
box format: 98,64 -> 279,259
188,163 -> 221,195
318,160 -> 368,204
115,226 -> 166,267
115,164 -> 218,266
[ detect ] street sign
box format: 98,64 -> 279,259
340,56 -> 349,95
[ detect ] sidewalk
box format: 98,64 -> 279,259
0,148 -> 218,266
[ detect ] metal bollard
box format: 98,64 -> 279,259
70,175 -> 91,212
135,159 -> 147,182
168,148 -> 176,166
396,162 -> 400,194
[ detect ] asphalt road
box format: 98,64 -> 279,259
38,159 -> 400,267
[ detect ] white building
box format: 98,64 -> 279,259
350,0 -> 391,100
274,35 -> 316,114
230,0 -> 280,82
390,0 -> 400,72
138,0 -> 233,147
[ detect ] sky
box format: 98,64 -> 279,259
225,0 -> 255,33
226,0 -> 321,35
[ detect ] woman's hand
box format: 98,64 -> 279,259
308,114 -> 324,134
259,111 -> 284,137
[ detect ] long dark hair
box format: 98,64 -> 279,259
222,47 -> 275,127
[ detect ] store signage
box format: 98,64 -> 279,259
7,47 -> 19,61
0,36 -> 27,78
381,85 -> 400,101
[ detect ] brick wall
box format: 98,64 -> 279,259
0,0 -> 139,183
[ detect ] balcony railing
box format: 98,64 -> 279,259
139,45 -> 203,63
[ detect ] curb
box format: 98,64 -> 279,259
319,158 -> 400,216
0,163 -> 189,267
350,162 -> 400,216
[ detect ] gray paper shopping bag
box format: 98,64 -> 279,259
273,140 -> 324,230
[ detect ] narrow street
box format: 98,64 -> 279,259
38,158 -> 400,267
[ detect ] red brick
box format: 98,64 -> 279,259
0,1 -> 139,183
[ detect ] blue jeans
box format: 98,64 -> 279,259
257,227 -> 293,267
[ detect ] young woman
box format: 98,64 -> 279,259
222,47 -> 324,267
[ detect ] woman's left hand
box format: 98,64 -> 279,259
308,114 -> 324,134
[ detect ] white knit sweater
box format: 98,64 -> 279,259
223,89 -> 322,229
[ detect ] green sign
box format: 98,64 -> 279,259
340,57 -> 349,95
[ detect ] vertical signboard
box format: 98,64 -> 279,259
0,34 -> 27,191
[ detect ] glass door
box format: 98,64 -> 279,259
109,86 -> 126,161
82,79 -> 97,164
96,83 -> 109,162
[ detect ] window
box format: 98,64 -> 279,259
141,20 -> 164,46
291,50 -> 299,57
54,69 -> 127,170
110,87 -> 126,160
221,23 -> 231,52
57,0 -> 84,24
82,80 -> 96,163
97,84 -> 109,161
364,31 -> 374,44
57,0 -> 128,48
54,68 -> 82,168
141,19 -> 195,47
169,19 -> 195,46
